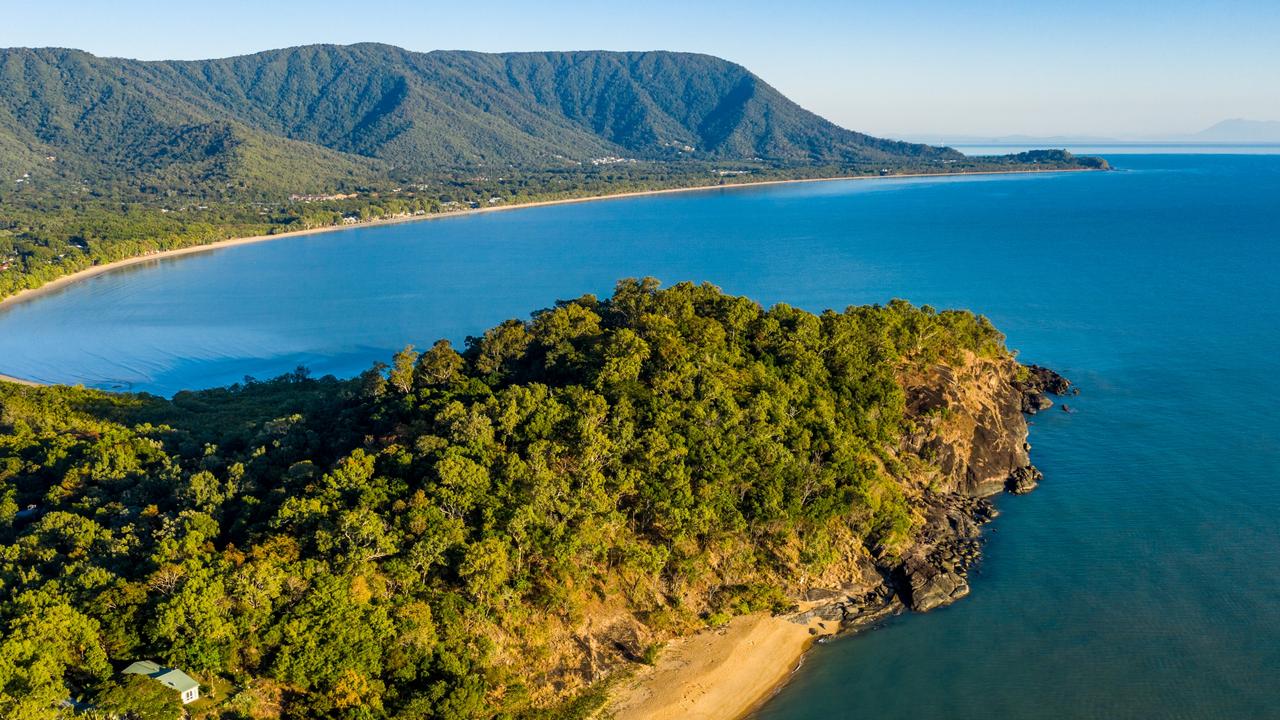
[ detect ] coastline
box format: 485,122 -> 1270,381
0,167 -> 1094,319
605,611 -> 835,720
602,357 -> 1070,720
0,373 -> 41,387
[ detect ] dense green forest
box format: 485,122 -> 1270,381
0,45 -> 962,179
0,44 -> 1107,300
0,280 -> 1010,719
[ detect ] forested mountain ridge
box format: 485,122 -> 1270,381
0,43 -> 957,183
0,44 -> 1107,303
0,281 -> 1065,719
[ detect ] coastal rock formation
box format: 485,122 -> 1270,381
800,355 -> 1071,620
902,356 -> 1035,498
608,352 -> 1073,719
1007,465 -> 1043,494
1016,363 -> 1074,413
903,557 -> 970,612
1022,364 -> 1074,395
1022,391 -> 1055,414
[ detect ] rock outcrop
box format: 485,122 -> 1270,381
1016,364 -> 1075,414
796,354 -> 1071,622
902,356 -> 1035,498
604,354 -> 1073,704
1006,465 -> 1043,495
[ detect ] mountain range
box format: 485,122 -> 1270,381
1191,119 -> 1280,143
0,44 -> 974,197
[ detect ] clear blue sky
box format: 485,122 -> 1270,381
3,0 -> 1276,138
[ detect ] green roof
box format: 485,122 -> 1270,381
123,660 -> 199,694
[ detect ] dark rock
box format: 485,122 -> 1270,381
963,412 -> 1031,496
902,556 -> 970,612
1006,465 -> 1042,494
842,595 -> 905,631
792,602 -> 848,624
1021,391 -> 1054,414
1024,365 -> 1072,395
801,587 -> 842,602
1015,365 -> 1071,419
791,582 -> 904,631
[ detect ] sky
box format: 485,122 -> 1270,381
2,0 -> 1277,139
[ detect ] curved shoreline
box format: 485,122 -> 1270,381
605,611 -> 833,720
0,168 -> 1090,313
0,167 -> 1094,387
0,372 -> 41,387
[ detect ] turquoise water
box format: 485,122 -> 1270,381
2,156 -> 1279,717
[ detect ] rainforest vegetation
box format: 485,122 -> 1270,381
0,280 -> 1009,719
0,44 -> 1106,301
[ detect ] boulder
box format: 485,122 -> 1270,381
903,557 -> 970,612
1021,391 -> 1054,414
1021,364 -> 1072,395
1006,465 -> 1043,494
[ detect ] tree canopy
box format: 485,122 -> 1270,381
0,280 -> 1008,719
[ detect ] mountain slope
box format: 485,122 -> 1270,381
0,47 -> 385,196
0,43 -> 964,193
1193,118 -> 1280,142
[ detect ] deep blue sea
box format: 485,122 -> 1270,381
2,154 -> 1278,718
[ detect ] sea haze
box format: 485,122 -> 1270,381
1,154 -> 1278,717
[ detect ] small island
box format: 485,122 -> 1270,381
0,279 -> 1069,719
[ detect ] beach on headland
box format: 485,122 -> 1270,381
605,611 -> 837,720
0,167 -> 1095,320
0,373 -> 40,387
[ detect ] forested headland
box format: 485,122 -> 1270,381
0,280 -> 1065,719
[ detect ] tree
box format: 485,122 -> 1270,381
415,339 -> 464,389
0,281 -> 1015,719
388,346 -> 419,395
95,675 -> 183,720
0,596 -> 110,719
458,537 -> 511,602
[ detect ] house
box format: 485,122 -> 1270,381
122,660 -> 200,704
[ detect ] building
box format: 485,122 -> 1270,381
122,661 -> 200,704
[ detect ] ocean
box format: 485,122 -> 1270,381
1,154 -> 1277,718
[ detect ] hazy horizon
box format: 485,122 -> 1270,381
4,0 -> 1277,139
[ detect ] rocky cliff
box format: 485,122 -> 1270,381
793,355 -> 1070,623
573,353 -> 1072,714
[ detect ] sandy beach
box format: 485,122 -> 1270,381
0,167 -> 1092,317
0,373 -> 41,387
605,612 -> 836,720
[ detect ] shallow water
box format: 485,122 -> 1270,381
2,155 -> 1278,718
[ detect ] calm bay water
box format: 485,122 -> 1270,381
2,155 -> 1279,717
